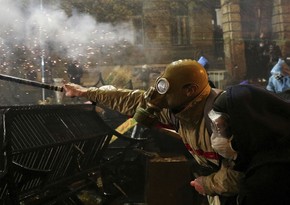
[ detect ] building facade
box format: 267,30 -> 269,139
37,0 -> 290,83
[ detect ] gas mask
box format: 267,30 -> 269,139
133,59 -> 209,127
209,110 -> 237,160
133,77 -> 169,127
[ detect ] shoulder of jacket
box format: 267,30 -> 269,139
207,88 -> 224,105
211,88 -> 224,95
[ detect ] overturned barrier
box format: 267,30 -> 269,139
0,104 -> 138,205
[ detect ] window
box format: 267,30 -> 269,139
172,16 -> 189,46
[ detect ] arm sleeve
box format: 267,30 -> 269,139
85,87 -> 146,116
202,159 -> 244,196
84,87 -> 174,125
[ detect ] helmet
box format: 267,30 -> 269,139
153,59 -> 209,111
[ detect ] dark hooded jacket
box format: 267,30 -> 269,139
213,84 -> 290,205
214,84 -> 290,171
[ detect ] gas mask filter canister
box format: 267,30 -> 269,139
133,84 -> 165,128
133,77 -> 170,127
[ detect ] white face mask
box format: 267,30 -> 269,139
208,110 -> 237,160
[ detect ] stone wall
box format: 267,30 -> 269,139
272,0 -> 290,57
221,0 -> 246,81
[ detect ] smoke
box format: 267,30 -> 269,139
0,0 -> 134,75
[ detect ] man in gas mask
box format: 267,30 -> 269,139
64,59 -> 243,205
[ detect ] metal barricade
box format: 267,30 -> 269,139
0,104 -> 136,205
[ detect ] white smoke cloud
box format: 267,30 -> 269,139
0,0 -> 134,73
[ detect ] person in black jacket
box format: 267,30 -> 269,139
209,84 -> 290,205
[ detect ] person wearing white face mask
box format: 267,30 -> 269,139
208,110 -> 237,161
208,84 -> 290,205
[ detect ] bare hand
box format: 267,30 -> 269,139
63,83 -> 88,97
190,177 -> 206,195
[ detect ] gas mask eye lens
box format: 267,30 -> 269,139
156,78 -> 169,94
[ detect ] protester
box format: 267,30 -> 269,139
209,84 -> 290,205
67,60 -> 83,84
198,56 -> 216,88
266,58 -> 290,93
64,59 -> 242,205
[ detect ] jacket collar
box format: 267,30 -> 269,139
174,85 -> 211,123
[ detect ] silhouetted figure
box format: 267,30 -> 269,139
67,60 -> 83,84
266,41 -> 282,80
198,56 -> 216,88
257,33 -> 271,78
244,40 -> 259,79
134,65 -> 160,90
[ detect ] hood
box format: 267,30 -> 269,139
226,84 -> 290,171
271,58 -> 290,76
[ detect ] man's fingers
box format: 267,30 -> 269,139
190,180 -> 196,187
